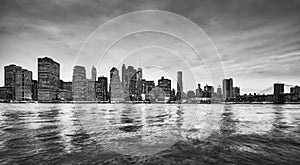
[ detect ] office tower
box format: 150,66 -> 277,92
204,84 -> 214,98
158,76 -> 171,99
274,83 -> 284,104
233,87 -> 240,98
4,64 -> 22,99
196,84 -> 202,97
122,64 -> 138,100
72,66 -> 87,101
141,79 -> 155,101
32,80 -> 38,101
96,76 -> 108,101
87,80 -> 96,101
217,85 -> 222,98
91,66 -> 97,81
38,57 -> 60,101
110,67 -> 124,102
136,67 -> 143,99
4,64 -> 32,101
223,78 -> 233,100
177,71 -> 183,100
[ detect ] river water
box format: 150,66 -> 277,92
0,103 -> 299,164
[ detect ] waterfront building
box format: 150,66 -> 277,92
158,76 -> 171,99
217,85 -> 222,98
4,64 -> 33,101
223,78 -> 233,100
32,80 -> 38,101
122,64 -> 138,100
233,87 -> 240,98
195,84 -> 203,98
38,57 -> 60,101
109,67 -> 124,102
273,83 -> 285,104
177,71 -> 183,100
58,80 -> 72,101
72,66 -> 87,101
203,84 -> 214,98
96,76 -> 108,101
91,66 -> 97,81
141,79 -> 155,101
0,87 -> 13,101
187,90 -> 196,98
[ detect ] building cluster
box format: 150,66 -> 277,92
0,56 -> 299,104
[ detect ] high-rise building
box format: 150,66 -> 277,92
72,66 -> 87,101
122,64 -> 140,100
195,84 -> 202,97
203,84 -> 214,98
91,66 -> 97,81
274,83 -> 284,104
58,80 -> 72,101
4,64 -> 22,100
32,80 -> 38,101
233,87 -> 240,98
4,64 -> 32,101
158,76 -> 171,98
142,79 -> 155,100
38,57 -> 60,101
87,80 -> 96,101
96,76 -> 108,101
136,67 -> 143,99
223,78 -> 233,100
217,85 -> 222,98
110,67 -> 124,102
15,69 -> 32,101
177,71 -> 183,100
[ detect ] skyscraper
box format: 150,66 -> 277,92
4,64 -> 33,101
274,83 -> 284,104
38,57 -> 60,101
158,76 -> 171,100
91,66 -> 97,81
4,64 -> 22,100
96,76 -> 108,101
217,85 -> 222,98
72,66 -> 87,101
122,64 -> 139,100
177,71 -> 183,100
15,69 -> 32,100
223,78 -> 233,100
110,67 -> 124,102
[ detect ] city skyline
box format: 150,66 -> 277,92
1,0 -> 300,94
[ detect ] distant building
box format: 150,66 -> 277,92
217,85 -> 222,98
91,66 -> 97,81
109,67 -> 124,102
158,76 -> 171,96
38,57 -> 60,101
96,76 -> 108,101
274,83 -> 284,104
4,64 -> 32,101
203,84 -> 214,98
4,64 -> 22,100
223,78 -> 233,100
32,80 -> 38,101
122,64 -> 139,100
187,90 -> 196,98
195,84 -> 202,97
177,71 -> 183,100
290,86 -> 300,98
142,79 -> 155,101
58,80 -> 72,101
0,87 -> 13,101
72,66 -> 87,101
87,80 -> 96,101
233,87 -> 240,98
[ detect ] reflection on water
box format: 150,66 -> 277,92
0,104 -> 299,164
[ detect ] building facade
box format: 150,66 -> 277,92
274,83 -> 284,104
38,57 -> 60,101
223,78 -> 233,100
72,66 -> 87,101
158,76 -> 171,100
96,76 -> 108,101
110,67 -> 124,102
177,71 -> 183,100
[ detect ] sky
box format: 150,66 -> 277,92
0,0 -> 300,94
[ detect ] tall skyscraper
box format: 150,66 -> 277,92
223,78 -> 233,100
32,80 -> 38,101
72,66 -> 87,101
110,67 -> 124,102
4,64 -> 32,101
4,64 -> 22,100
122,64 -> 139,100
177,71 -> 183,100
15,69 -> 32,100
91,66 -> 97,81
38,57 -> 60,101
96,76 -> 108,101
274,83 -> 285,104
